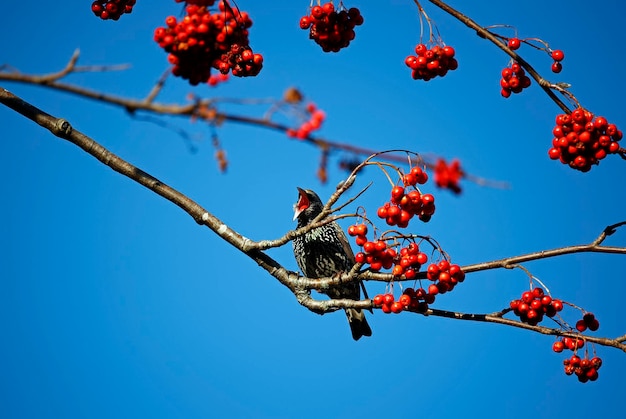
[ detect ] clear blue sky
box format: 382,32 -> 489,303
1,1 -> 625,418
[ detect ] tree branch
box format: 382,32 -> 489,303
427,307 -> 626,352
0,51 -> 503,188
2,86 -> 625,353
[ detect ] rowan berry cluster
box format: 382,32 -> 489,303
426,260 -> 465,295
153,1 -> 262,85
433,158 -> 462,194
576,312 -> 600,332
552,336 -> 585,353
563,354 -> 602,383
347,224 -> 395,272
509,287 -> 564,326
299,2 -> 364,52
369,256 -> 465,315
548,107 -> 622,172
286,103 -> 326,139
391,242 -> 428,279
373,290 -> 426,314
404,44 -> 458,81
376,167 -> 434,227
500,62 -> 531,98
91,0 -> 135,20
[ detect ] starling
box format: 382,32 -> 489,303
292,187 -> 372,340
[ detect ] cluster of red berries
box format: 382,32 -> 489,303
208,73 -> 229,86
426,260 -> 465,294
91,0 -> 135,20
286,103 -> 326,139
373,290 -> 428,314
433,158 -> 462,194
372,262 -> 463,315
391,242 -> 428,278
500,62 -> 531,98
548,107 -> 622,172
347,224 -> 396,272
575,312 -> 600,332
550,49 -> 565,73
376,167 -> 434,227
509,287 -> 564,326
153,1 -> 263,85
405,44 -> 458,81
563,354 -> 602,383
552,336 -> 585,353
299,2 -> 364,52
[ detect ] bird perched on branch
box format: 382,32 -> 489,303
292,187 -> 372,340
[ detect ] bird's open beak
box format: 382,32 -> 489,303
293,187 -> 309,221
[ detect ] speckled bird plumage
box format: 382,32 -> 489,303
292,188 -> 372,340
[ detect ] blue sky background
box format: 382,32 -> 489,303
1,1 -> 625,418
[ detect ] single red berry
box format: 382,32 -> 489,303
551,49 -> 565,61
576,319 -> 588,332
390,301 -> 404,313
551,299 -> 564,312
551,61 -> 562,73
373,294 -> 384,305
552,341 -> 565,353
427,283 -> 439,295
299,16 -> 312,29
508,37 -> 521,50
442,45 -> 455,58
391,186 -> 405,203
399,294 -> 412,306
521,291 -> 534,304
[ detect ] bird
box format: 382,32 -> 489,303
292,187 -> 372,340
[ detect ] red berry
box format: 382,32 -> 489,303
383,294 -> 395,305
508,37 -> 521,50
551,299 -> 564,312
391,186 -> 405,203
399,294 -> 412,306
552,341 -> 565,353
551,49 -> 565,61
390,301 -> 404,313
427,283 -> 439,295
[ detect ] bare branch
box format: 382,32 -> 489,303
0,51 -> 505,188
